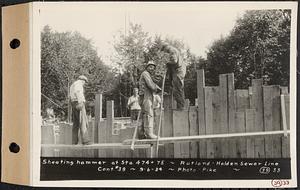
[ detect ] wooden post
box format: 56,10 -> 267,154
94,93 -> 102,157
106,100 -> 114,157
197,69 -> 206,158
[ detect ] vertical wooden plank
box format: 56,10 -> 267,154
205,87 -> 213,158
264,86 -> 281,158
98,120 -> 107,157
197,69 -> 206,158
184,99 -> 190,109
235,90 -> 250,111
162,95 -> 174,158
282,95 -> 290,157
41,125 -> 54,157
280,87 -> 288,94
119,127 -> 134,158
263,86 -> 273,158
212,86 -> 220,158
251,79 -> 265,158
94,93 -> 102,157
106,101 -> 114,157
173,110 -> 189,158
235,112 -> 247,158
262,86 -> 281,158
272,86 -> 282,158
82,120 -> 95,157
61,123 -> 72,157
246,109 -> 255,158
189,106 -> 199,158
227,74 -> 235,158
219,74 -> 229,158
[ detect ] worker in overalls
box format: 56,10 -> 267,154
139,61 -> 161,139
69,75 -> 91,145
162,44 -> 186,110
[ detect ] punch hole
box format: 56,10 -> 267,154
9,142 -> 20,153
9,39 -> 21,49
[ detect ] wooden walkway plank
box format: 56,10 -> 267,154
122,130 -> 289,144
197,70 -> 206,158
251,79 -> 265,158
189,106 -> 199,158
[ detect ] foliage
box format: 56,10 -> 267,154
112,24 -> 204,110
41,25 -> 117,118
205,10 -> 291,88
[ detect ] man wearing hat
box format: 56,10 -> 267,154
69,75 -> 91,145
162,44 -> 186,110
139,61 -> 161,139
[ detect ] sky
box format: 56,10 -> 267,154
39,2 -> 251,65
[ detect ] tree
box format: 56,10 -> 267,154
206,10 -> 291,88
41,25 -> 117,118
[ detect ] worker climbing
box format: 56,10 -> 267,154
161,43 -> 186,110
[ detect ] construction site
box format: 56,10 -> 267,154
41,69 -> 290,159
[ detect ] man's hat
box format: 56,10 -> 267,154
146,61 -> 156,68
78,75 -> 88,83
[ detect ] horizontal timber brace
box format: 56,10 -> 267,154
41,143 -> 157,149
123,130 -> 290,145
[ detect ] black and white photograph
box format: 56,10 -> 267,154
36,2 -> 297,188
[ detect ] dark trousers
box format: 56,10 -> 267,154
130,109 -> 140,122
172,75 -> 185,109
71,101 -> 90,144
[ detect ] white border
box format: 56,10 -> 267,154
31,1 -> 298,188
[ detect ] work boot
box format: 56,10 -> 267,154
144,127 -> 157,139
138,126 -> 147,139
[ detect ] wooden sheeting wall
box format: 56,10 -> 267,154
41,70 -> 290,159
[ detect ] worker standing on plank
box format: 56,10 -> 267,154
161,44 -> 186,110
69,75 -> 91,145
127,87 -> 141,123
139,61 -> 161,139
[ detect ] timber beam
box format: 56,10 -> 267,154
41,143 -> 153,149
123,130 -> 290,145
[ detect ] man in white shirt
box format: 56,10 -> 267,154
127,87 -> 141,123
70,75 -> 91,145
